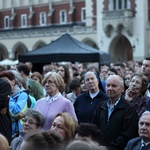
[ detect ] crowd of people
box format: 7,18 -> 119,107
0,58 -> 150,150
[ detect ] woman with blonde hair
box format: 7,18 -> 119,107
34,72 -> 77,130
50,112 -> 78,144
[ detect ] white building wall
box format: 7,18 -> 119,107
0,0 -> 3,9
97,0 -> 105,51
147,28 -> 150,55
133,0 -> 148,60
85,0 -> 93,26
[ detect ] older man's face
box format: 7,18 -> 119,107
106,75 -> 124,101
84,72 -> 99,93
139,114 -> 150,142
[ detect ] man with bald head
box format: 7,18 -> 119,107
93,75 -> 138,150
74,71 -> 109,123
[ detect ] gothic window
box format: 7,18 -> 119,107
21,14 -> 27,27
81,7 -> 86,22
113,0 -> 116,10
111,0 -> 130,10
60,10 -> 67,24
4,16 -> 10,28
124,0 -> 127,9
118,0 -> 122,9
40,12 -> 46,26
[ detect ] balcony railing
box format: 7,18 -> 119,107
0,25 -> 96,40
102,9 -> 134,19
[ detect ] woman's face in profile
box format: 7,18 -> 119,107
57,66 -> 65,78
32,76 -> 40,83
50,116 -> 66,140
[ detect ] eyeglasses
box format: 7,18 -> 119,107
22,118 -> 37,125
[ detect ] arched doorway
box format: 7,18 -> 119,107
82,38 -> 99,49
12,42 -> 28,60
0,44 -> 9,60
109,35 -> 133,62
32,40 -> 47,50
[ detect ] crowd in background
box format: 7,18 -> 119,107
0,58 -> 150,150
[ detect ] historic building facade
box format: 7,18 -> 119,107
97,0 -> 150,62
0,0 -> 150,63
0,0 -> 97,61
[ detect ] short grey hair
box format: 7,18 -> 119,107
140,111 -> 150,118
106,75 -> 124,87
24,108 -> 45,127
139,111 -> 150,124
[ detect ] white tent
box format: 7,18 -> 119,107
0,59 -> 18,66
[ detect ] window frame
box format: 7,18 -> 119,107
60,10 -> 67,24
21,14 -> 27,27
81,7 -> 86,22
4,16 -> 10,29
40,12 -> 47,26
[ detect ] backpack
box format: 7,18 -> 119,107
20,90 -> 32,108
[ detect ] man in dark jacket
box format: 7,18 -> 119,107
125,111 -> 150,150
93,75 -> 138,150
74,71 -> 109,123
0,78 -> 12,144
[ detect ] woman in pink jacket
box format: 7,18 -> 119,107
34,72 -> 77,130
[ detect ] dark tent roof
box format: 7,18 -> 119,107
18,33 -> 110,63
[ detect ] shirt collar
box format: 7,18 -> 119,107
107,98 -> 120,108
46,92 -> 61,103
141,139 -> 150,147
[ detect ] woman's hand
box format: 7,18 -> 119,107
15,112 -> 24,120
125,88 -> 136,102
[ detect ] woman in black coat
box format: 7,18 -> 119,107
0,78 -> 12,144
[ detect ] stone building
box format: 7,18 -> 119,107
97,0 -> 150,62
0,0 -> 150,63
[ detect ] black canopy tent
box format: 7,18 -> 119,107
18,33 -> 110,64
